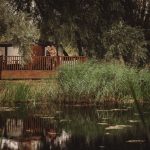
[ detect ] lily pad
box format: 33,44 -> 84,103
134,113 -> 139,116
60,119 -> 71,122
105,132 -> 111,135
128,120 -> 140,123
126,140 -> 145,143
105,125 -> 132,130
56,111 -> 63,114
40,116 -> 55,119
97,123 -> 108,126
98,145 -> 105,149
110,109 -> 128,112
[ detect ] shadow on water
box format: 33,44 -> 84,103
0,103 -> 150,150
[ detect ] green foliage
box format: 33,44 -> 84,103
58,61 -> 150,103
8,0 -> 150,61
0,0 -> 39,56
0,82 -> 31,105
9,0 -> 125,56
102,22 -> 147,65
13,83 -> 31,102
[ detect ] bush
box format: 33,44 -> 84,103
102,22 -> 148,66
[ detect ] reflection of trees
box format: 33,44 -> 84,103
61,106 -> 150,147
1,105 -> 150,149
29,103 -> 59,116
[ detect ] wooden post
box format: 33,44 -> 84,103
0,55 -> 2,71
0,55 -> 2,79
57,56 -> 60,67
5,46 -> 7,56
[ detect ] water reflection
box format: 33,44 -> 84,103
0,116 -> 70,150
0,104 -> 150,150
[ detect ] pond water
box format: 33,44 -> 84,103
0,103 -> 150,150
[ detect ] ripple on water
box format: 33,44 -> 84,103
97,122 -> 108,126
128,120 -> 140,123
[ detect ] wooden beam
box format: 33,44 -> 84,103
0,70 -> 57,79
5,46 -> 8,56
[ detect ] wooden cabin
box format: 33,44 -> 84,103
0,42 -> 87,79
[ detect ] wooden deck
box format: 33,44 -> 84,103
0,56 -> 87,79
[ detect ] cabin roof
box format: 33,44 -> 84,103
0,42 -> 13,47
0,40 -> 56,47
37,40 -> 56,47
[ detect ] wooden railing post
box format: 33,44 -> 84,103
57,56 -> 60,67
0,55 -> 87,71
0,55 -> 2,71
0,55 -> 3,79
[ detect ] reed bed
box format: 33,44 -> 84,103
0,61 -> 150,106
58,61 -> 150,104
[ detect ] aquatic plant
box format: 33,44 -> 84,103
0,82 -> 31,105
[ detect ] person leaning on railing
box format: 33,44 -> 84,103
45,45 -> 57,70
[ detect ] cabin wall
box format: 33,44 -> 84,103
32,45 -> 45,56
0,45 -> 45,57
0,45 -> 61,57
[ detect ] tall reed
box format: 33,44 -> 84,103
0,82 -> 31,105
58,60 -> 150,104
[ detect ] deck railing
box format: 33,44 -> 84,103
0,56 -> 87,71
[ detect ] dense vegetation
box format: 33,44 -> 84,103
102,22 -> 148,66
58,61 -> 150,104
0,0 -> 149,65
0,61 -> 150,106
0,0 -> 39,56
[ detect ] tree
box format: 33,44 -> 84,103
102,22 -> 147,65
9,0 -> 124,56
9,0 -> 149,60
121,0 -> 150,28
0,0 -> 39,56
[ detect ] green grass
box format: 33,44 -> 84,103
58,60 -> 150,104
